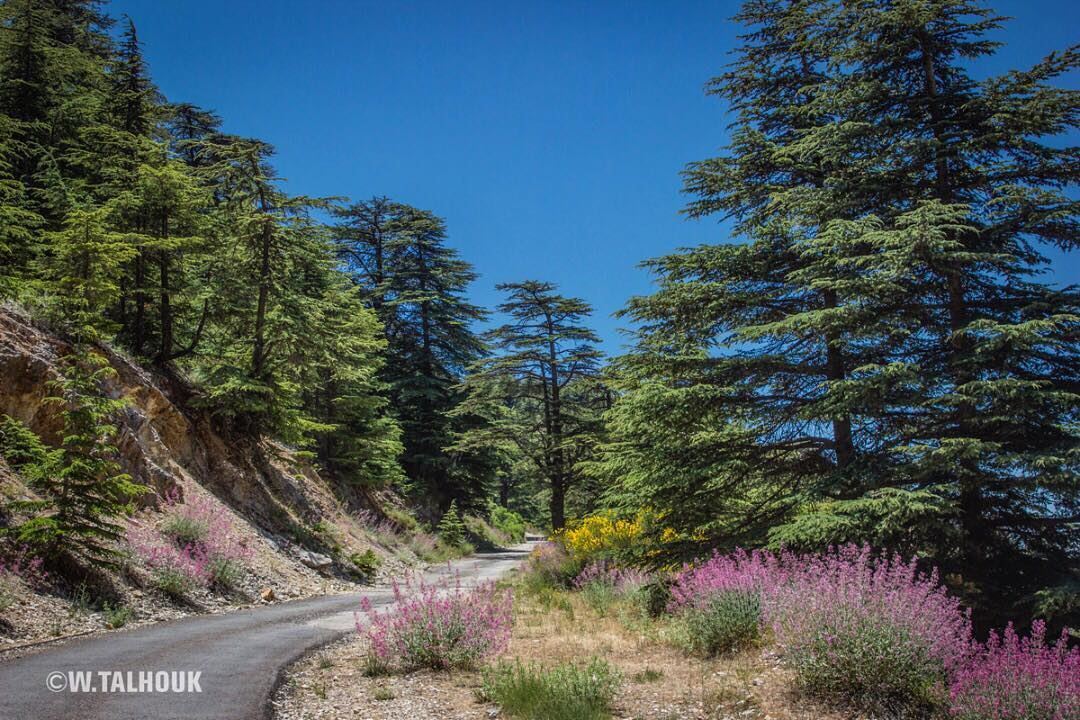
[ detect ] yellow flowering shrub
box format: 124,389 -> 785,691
559,513 -> 642,560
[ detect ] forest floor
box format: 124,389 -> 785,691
273,574 -> 849,720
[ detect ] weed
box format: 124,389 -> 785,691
103,602 -> 132,629
481,657 -> 621,720
631,667 -> 663,683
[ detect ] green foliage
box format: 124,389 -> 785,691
672,591 -> 762,657
489,503 -> 526,543
580,581 -> 617,618
436,500 -> 467,548
453,281 -> 606,530
159,512 -> 209,548
13,349 -> 144,566
0,414 -> 49,472
102,602 -> 132,629
594,0 -> 1080,629
349,549 -> 381,577
480,658 -> 621,720
335,198 -> 490,508
787,616 -> 946,716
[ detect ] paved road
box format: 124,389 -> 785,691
0,545 -> 532,720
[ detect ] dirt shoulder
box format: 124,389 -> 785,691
272,575 -> 846,720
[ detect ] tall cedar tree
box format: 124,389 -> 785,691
601,0 -> 1078,627
12,205 -> 143,565
335,200 -> 490,509
455,281 -> 604,529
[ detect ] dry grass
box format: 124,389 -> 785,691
272,574 -> 852,720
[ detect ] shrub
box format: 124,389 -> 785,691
668,547 -> 784,613
437,500 -> 467,547
949,620 -> 1080,720
769,546 -> 973,714
573,560 -> 652,617
523,541 -> 581,591
126,520 -> 209,596
126,491 -> 253,595
103,602 -> 132,629
628,580 -> 672,619
481,657 -> 621,720
675,590 -> 762,657
350,549 -> 381,577
490,504 -> 526,542
559,513 -> 641,562
355,574 -> 512,671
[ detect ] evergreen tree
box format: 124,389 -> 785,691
436,499 -> 467,547
455,281 -> 604,529
13,347 -> 143,566
336,200 -> 489,508
17,201 -> 142,564
191,136 -> 332,438
600,0 -> 1079,626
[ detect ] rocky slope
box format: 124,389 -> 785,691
0,304 -> 419,649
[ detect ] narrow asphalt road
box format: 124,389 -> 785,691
0,544 -> 533,720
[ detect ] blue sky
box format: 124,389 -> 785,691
109,0 -> 1078,352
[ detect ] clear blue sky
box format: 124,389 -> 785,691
109,0 -> 1078,352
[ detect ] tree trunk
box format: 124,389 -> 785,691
251,218 -> 272,377
918,29 -> 983,576
547,316 -> 566,530
156,212 -> 172,365
822,289 -> 855,470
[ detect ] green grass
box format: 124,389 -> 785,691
580,581 -> 618,617
481,658 -> 621,720
102,602 -> 132,628
672,590 -> 762,657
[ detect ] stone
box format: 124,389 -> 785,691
296,549 -> 333,570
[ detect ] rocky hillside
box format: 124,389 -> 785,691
0,304 -> 429,648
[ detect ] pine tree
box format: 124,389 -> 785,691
19,200 -> 142,564
436,499 -> 466,547
336,200 -> 488,508
191,136 -> 332,438
13,347 -> 144,566
601,0 -> 1078,626
41,204 -> 136,341
455,281 -> 604,529
793,0 -> 1079,625
301,274 -> 404,489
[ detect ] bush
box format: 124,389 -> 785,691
437,500 -> 467,547
668,547 -> 783,613
675,590 -> 762,657
668,545 -> 974,715
523,542 -> 582,591
126,490 -> 253,596
628,580 -> 672,619
949,620 -> 1080,720
559,513 -> 641,562
356,574 -> 512,671
490,504 -> 526,543
103,602 -> 132,629
572,560 -> 652,617
481,658 -> 621,720
350,549 -> 381,577
769,546 -> 972,714
126,521 -> 209,596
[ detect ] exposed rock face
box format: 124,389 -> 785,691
0,305 -> 382,584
